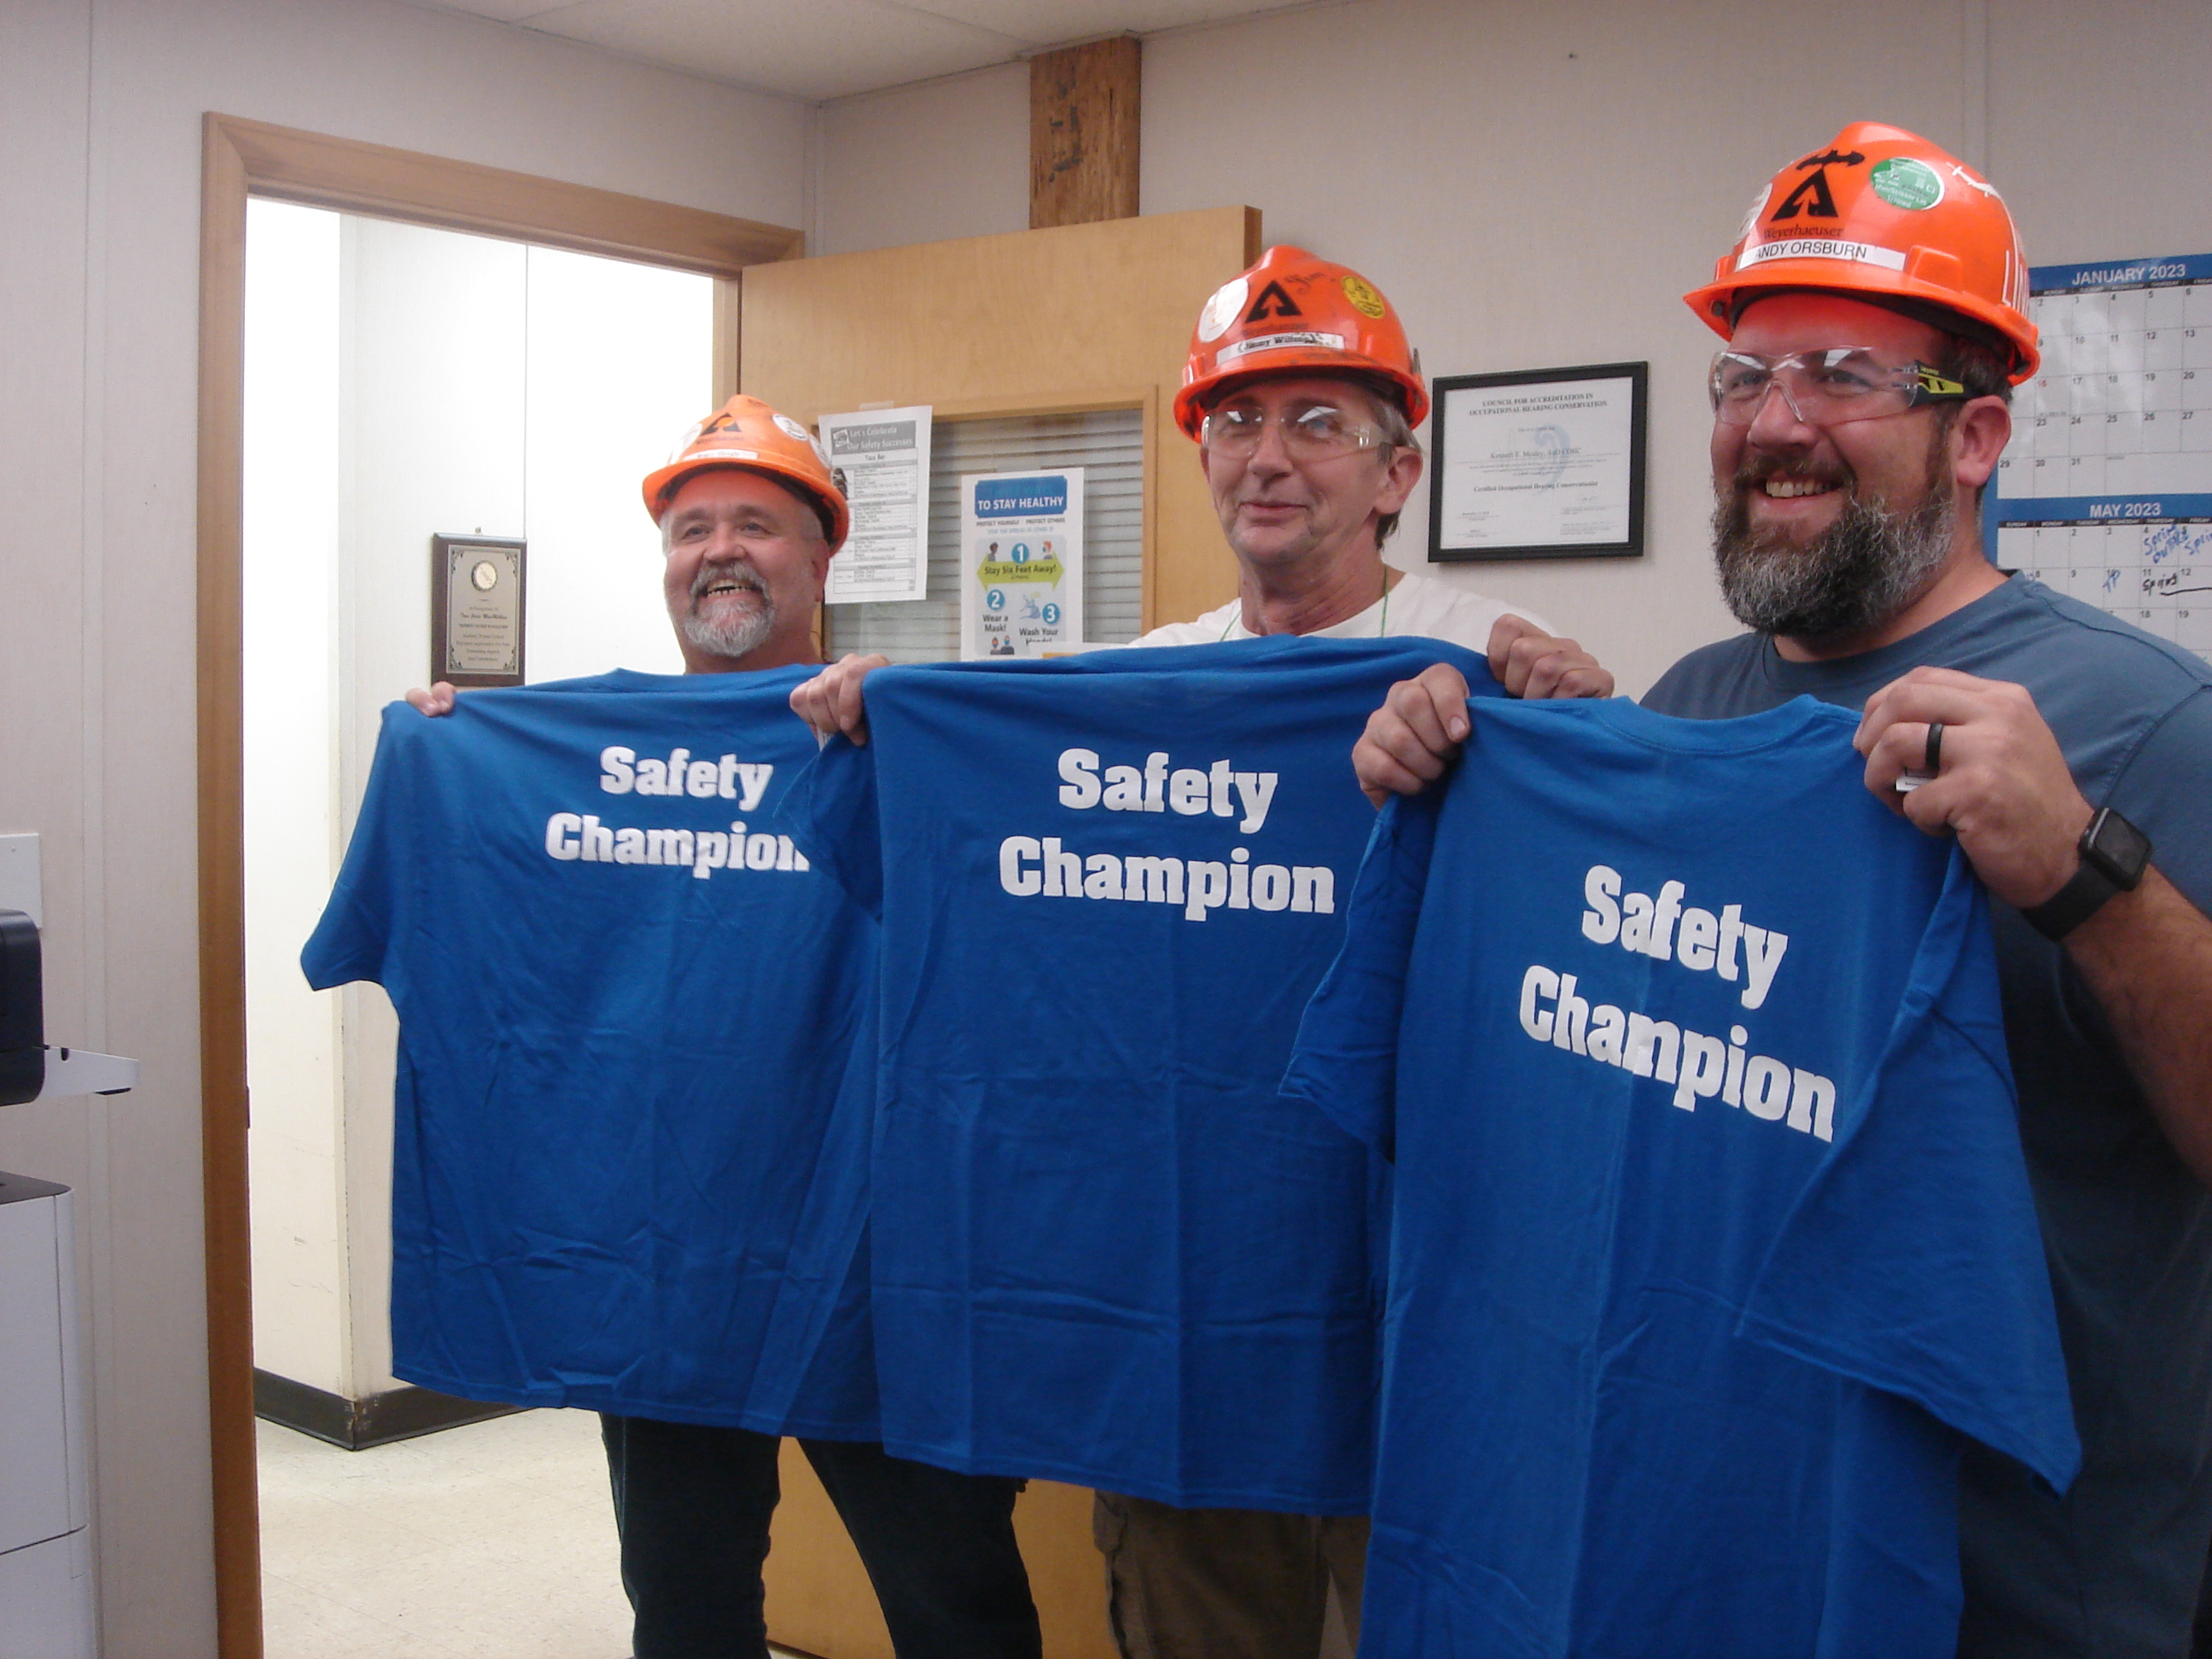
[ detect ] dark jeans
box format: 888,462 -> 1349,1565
600,1414 -> 1041,1659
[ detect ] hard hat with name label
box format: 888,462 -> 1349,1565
1685,121 -> 2037,381
1175,245 -> 1429,438
641,394 -> 851,548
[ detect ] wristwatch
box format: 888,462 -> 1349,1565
2021,806 -> 2152,942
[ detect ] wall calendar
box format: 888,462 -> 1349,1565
1989,253 -> 2212,667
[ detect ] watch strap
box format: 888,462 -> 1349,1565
2021,858 -> 2125,942
2022,806 -> 2151,942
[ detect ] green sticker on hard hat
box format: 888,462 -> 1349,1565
1870,157 -> 1944,212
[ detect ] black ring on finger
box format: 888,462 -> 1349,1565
1924,721 -> 1944,774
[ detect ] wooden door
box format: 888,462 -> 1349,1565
741,206 -> 1260,1659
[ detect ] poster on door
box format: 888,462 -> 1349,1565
820,405 -> 931,604
960,469 -> 1084,660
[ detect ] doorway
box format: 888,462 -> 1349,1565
202,114 -> 1259,1659
197,114 -> 800,1657
240,196 -> 718,1655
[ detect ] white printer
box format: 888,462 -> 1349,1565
1,847 -> 137,1659
0,1171 -> 92,1658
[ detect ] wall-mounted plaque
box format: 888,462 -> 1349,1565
431,535 -> 527,687
1427,362 -> 1648,562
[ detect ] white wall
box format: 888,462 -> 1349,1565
815,62 -> 1029,258
523,245 -> 713,684
818,0 -> 2212,696
0,3 -> 804,1651
243,201 -> 350,1400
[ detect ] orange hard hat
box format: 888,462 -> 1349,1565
640,394 -> 851,548
1685,122 -> 2037,381
1175,246 -> 1429,439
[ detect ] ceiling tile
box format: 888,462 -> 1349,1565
509,0 -> 1033,100
419,0 -> 573,23
899,0 -> 1314,45
407,0 -> 1324,99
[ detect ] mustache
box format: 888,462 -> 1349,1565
690,559 -> 768,602
1732,454 -> 1854,492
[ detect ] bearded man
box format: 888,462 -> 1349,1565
408,395 -> 1042,1659
1353,124 -> 2212,1659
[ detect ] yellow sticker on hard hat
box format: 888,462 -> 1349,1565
1342,276 -> 1387,319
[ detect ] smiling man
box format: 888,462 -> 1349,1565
411,396 -> 1042,1659
1136,247 -> 1575,659
1354,125 -> 2212,1658
795,248 -> 1610,1659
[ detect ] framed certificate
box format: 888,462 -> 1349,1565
1427,362 -> 1647,562
430,534 -> 527,687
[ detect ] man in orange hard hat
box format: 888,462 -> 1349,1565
1355,124 -> 2212,1657
795,248 -> 1611,1659
413,396 -> 1044,1659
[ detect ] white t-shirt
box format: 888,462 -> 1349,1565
1132,569 -> 1552,652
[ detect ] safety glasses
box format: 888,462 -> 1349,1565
1199,404 -> 1391,460
1709,349 -> 1970,428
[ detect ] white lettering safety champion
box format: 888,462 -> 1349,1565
996,746 -> 1336,923
1516,863 -> 1837,1140
538,742 -> 806,882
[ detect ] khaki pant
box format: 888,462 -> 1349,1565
1092,1491 -> 1368,1659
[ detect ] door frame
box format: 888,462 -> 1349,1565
195,113 -> 801,1657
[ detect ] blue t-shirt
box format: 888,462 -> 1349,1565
1645,574 -> 2212,1659
301,667 -> 877,1435
787,637 -> 1498,1511
1285,695 -> 2078,1659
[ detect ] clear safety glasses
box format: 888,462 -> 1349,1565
1199,404 -> 1391,460
1708,349 -> 1971,428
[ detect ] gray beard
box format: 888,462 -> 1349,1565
680,562 -> 775,661
1712,455 -> 1956,643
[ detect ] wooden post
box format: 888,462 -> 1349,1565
1029,36 -> 1140,230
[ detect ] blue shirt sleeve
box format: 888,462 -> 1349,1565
1281,783 -> 1445,1160
781,734 -> 886,921
1740,850 -> 2081,1493
2106,684 -> 2212,917
301,703 -> 416,992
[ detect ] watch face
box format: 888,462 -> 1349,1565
2086,807 -> 2153,888
470,560 -> 499,592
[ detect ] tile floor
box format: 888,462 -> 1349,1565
256,1407 -> 810,1659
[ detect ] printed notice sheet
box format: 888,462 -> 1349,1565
822,406 -> 932,604
1991,254 -> 2212,666
1435,375 -> 1637,555
961,469 -> 1084,660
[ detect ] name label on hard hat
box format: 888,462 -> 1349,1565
1738,238 -> 1906,274
1215,330 -> 1348,364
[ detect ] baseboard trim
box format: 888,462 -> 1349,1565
253,1367 -> 522,1450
